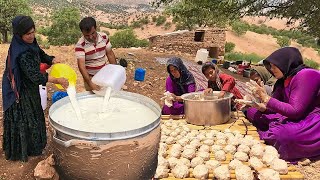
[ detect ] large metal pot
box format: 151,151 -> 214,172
49,91 -> 161,180
181,91 -> 233,126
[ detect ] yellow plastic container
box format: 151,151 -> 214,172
50,63 -> 77,89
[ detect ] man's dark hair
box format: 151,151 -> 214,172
201,62 -> 216,74
79,17 -> 96,32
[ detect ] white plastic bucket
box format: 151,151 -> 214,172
91,64 -> 126,96
195,49 -> 209,63
39,85 -> 47,110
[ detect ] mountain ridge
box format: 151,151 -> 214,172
91,0 -> 152,5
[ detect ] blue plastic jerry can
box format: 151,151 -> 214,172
134,68 -> 146,81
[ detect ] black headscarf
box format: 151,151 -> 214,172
2,16 -> 40,111
166,57 -> 195,94
263,47 -> 307,89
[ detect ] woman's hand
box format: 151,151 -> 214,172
252,102 -> 267,112
56,78 -> 69,89
204,88 -> 213,95
171,93 -> 183,102
247,80 -> 270,103
235,98 -> 267,112
218,91 -> 226,98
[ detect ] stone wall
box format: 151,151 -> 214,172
149,29 -> 226,57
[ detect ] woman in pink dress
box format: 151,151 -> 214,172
245,47 -> 320,162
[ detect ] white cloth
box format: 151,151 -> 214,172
161,91 -> 174,107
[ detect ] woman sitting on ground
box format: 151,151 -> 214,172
244,47 -> 320,162
162,57 -> 196,115
202,62 -> 243,110
250,66 -> 276,95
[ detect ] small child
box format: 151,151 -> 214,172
250,66 -> 276,96
202,62 -> 243,110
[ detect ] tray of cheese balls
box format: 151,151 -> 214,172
155,113 -> 304,180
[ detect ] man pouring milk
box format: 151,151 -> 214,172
75,17 -> 117,91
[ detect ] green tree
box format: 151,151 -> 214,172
48,7 -> 81,45
155,0 -> 241,30
0,0 -> 31,43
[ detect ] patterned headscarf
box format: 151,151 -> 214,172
166,57 -> 195,94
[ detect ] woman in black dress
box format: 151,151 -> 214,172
2,16 -> 69,162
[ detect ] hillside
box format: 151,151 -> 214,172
92,0 -> 152,5
25,1 -> 320,65
242,16 -> 300,30
226,31 -> 320,64
31,0 -> 156,13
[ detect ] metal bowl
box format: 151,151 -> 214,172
181,91 -> 233,126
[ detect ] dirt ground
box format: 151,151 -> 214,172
0,45 -> 319,179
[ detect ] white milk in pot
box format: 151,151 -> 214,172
49,91 -> 161,180
50,95 -> 158,133
50,65 -> 161,179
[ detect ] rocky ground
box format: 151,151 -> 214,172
0,44 -> 319,179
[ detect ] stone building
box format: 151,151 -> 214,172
148,28 -> 226,58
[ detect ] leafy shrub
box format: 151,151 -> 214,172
225,42 -> 235,53
230,21 -> 249,36
225,52 -> 264,63
152,16 -> 157,22
37,27 -> 51,36
175,22 -> 188,30
35,35 -> 43,44
42,40 -> 51,49
156,15 -> 166,26
100,22 -> 129,30
109,29 -> 149,48
135,39 -> 149,47
164,22 -> 172,30
36,35 -> 50,49
305,59 -> 320,69
131,21 -> 142,28
276,36 -> 291,47
140,17 -> 150,25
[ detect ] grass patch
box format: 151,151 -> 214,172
305,59 -> 320,69
225,42 -> 235,53
225,52 -> 265,63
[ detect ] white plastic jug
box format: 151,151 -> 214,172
195,49 -> 209,63
91,64 -> 126,96
39,85 -> 47,110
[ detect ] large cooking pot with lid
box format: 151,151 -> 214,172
49,91 -> 161,180
181,91 -> 233,126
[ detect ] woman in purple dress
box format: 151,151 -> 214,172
162,57 -> 196,115
245,47 -> 320,162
